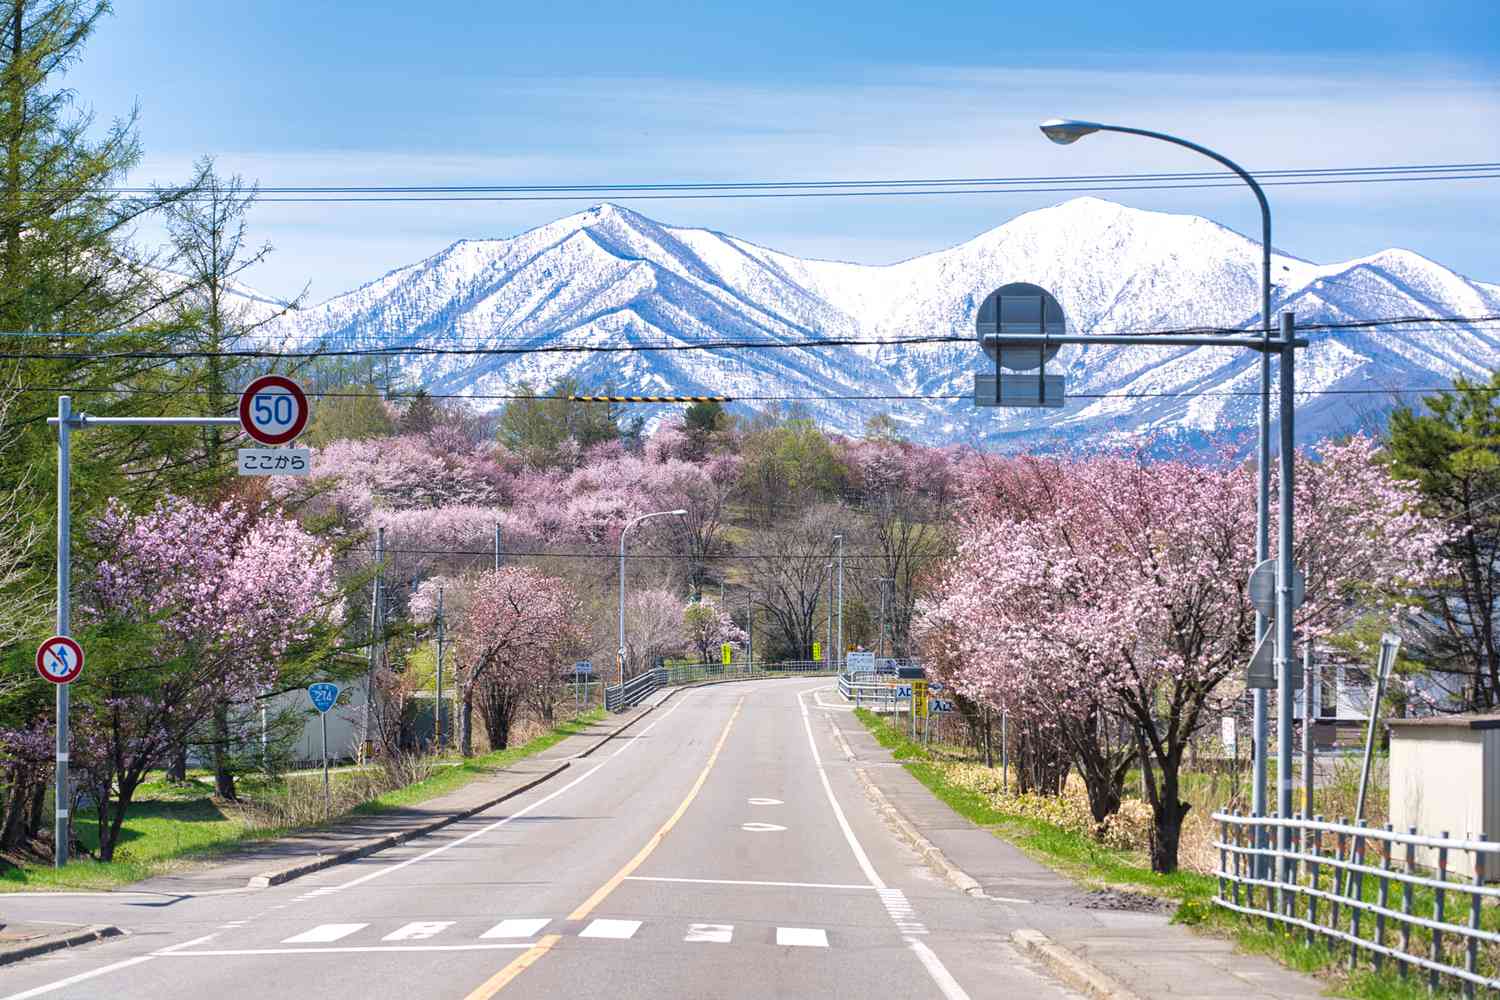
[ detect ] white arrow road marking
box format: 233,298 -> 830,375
282,923 -> 367,944
776,927 -> 828,948
747,797 -> 783,805
383,921 -> 454,941
740,822 -> 787,832
481,918 -> 551,939
684,923 -> 734,943
578,919 -> 640,940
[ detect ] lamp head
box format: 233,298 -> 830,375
1039,118 -> 1100,145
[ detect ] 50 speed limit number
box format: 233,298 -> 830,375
239,375 -> 309,446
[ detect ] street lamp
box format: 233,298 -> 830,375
1040,117 -> 1277,835
618,509 -> 688,686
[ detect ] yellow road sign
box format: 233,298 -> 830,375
912,679 -> 929,718
812,641 -> 822,662
721,642 -> 733,665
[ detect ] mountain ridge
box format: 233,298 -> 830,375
263,198 -> 1500,447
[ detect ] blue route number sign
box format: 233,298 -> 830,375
307,682 -> 340,714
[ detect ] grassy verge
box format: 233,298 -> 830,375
0,708 -> 606,892
852,709 -> 1449,1000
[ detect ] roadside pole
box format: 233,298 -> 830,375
54,397 -> 71,867
1275,311 -> 1296,881
363,526 -> 384,757
321,710 -> 330,816
826,563 -> 834,678
834,534 -> 845,673
1302,646 -> 1314,820
494,522 -> 502,571
435,586 -> 445,751
48,398 -> 245,868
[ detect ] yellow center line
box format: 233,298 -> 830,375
459,694 -> 744,997
568,696 -> 743,920
462,934 -> 561,1000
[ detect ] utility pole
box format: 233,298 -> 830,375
834,534 -> 844,673
494,522 -> 502,571
826,563 -> 834,670
435,585 -> 445,752
1274,311 -> 1297,882
363,527 -> 384,757
877,577 -> 893,659
746,590 -> 753,668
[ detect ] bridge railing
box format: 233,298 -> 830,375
604,660 -> 839,712
1214,812 -> 1500,996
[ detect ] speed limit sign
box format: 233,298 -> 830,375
239,375 -> 309,446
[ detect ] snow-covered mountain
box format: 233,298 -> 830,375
265,198 -> 1500,448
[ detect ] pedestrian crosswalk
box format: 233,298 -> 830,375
275,918 -> 833,948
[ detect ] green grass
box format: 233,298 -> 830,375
0,708 -> 606,892
850,709 -> 1466,1000
354,709 -> 603,814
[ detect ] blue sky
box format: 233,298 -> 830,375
73,1 -> 1499,302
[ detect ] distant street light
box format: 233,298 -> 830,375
618,509 -> 688,686
1040,117 -> 1280,863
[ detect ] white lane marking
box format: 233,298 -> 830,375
382,921 -> 454,941
481,918 -> 551,939
747,797 -> 782,805
684,923 -> 733,943
324,692 -> 694,897
796,688 -> 885,889
0,956 -> 155,1000
625,875 -> 874,890
0,935 -> 219,1000
775,927 -> 828,948
740,822 -> 787,832
282,923 -> 367,944
0,887 -> 256,899
579,918 -> 641,940
3,697 -> 699,1000
909,937 -> 972,1000
159,944 -> 531,957
796,687 -> 970,999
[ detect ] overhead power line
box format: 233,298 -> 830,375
100,160 -> 1500,204
104,160 -> 1500,194
3,313 -> 1496,362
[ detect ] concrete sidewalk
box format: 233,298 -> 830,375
124,699 -> 664,896
826,704 -> 1328,1000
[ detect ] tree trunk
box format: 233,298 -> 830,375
212,703 -> 236,801
1137,728 -> 1192,874
460,692 -> 474,758
0,765 -> 35,850
167,743 -> 187,783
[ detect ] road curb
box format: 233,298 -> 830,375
247,704 -> 663,888
1011,928 -> 1145,1000
0,924 -> 122,966
848,761 -> 984,897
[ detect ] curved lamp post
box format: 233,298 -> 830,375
618,509 -> 688,685
1040,117 -> 1279,859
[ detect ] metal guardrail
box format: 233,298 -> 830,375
604,660 -> 839,712
1215,812 -> 1500,996
604,668 -> 667,712
838,671 -> 901,711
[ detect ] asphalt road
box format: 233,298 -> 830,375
0,680 -> 1080,1000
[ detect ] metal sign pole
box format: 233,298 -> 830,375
54,397 -> 71,868
47,400 -> 241,868
321,710 -> 330,816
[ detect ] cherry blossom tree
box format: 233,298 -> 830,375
450,567 -> 582,755
682,599 -> 749,665
621,588 -> 687,678
76,496 -> 339,857
919,438 -> 1442,872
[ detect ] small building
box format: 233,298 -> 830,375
1387,713 -> 1500,881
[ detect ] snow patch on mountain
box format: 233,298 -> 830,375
265,198 -> 1500,447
